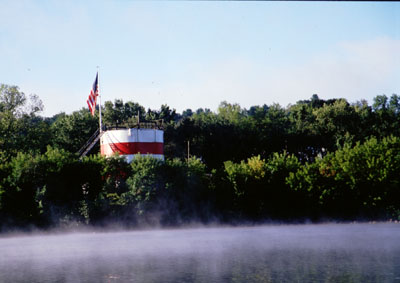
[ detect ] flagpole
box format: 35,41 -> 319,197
97,67 -> 103,133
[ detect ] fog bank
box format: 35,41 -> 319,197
1,223 -> 399,282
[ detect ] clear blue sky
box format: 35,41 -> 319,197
1,1 -> 399,117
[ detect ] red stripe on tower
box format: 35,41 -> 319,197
101,142 -> 164,156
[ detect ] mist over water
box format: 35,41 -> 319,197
1,223 -> 399,283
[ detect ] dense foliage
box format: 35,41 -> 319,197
0,84 -> 399,230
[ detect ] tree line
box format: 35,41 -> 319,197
0,84 -> 399,230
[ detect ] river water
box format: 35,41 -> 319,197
0,223 -> 399,282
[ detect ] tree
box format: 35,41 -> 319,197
313,99 -> 360,150
223,153 -> 302,219
0,84 -> 26,115
217,101 -> 246,123
287,136 -> 400,219
373,95 -> 388,111
247,104 -> 269,120
0,84 -> 47,159
182,108 -> 193,118
103,99 -> 146,128
370,94 -> 400,138
50,108 -> 98,153
158,104 -> 180,124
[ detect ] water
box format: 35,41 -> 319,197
0,223 -> 399,282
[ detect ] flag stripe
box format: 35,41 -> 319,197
87,73 -> 99,116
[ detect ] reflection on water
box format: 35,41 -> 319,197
0,223 -> 399,282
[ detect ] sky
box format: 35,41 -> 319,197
0,1 -> 399,117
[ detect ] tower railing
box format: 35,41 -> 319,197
104,119 -> 164,130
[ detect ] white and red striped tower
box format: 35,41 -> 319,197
100,128 -> 164,162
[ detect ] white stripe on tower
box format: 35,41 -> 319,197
101,129 -> 163,144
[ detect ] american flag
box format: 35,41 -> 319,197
87,73 -> 99,115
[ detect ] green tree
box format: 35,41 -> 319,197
50,108 -> 98,153
313,99 -> 360,150
370,94 -> 400,138
224,153 -> 302,219
103,99 -> 146,128
218,101 -> 246,123
125,156 -> 165,217
124,156 -> 211,225
287,136 -> 400,219
0,84 -> 47,159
